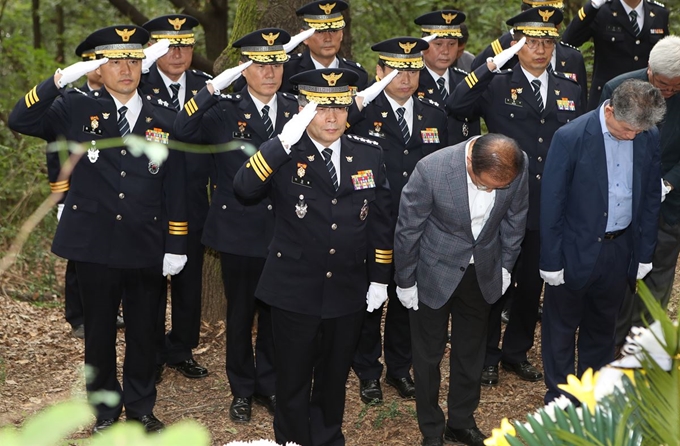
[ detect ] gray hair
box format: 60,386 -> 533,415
610,79 -> 666,130
648,35 -> 680,79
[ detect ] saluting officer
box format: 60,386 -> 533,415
562,0 -> 669,110
449,7 -> 583,389
471,1 -> 588,107
346,36 -> 447,405
414,10 -> 481,145
9,25 -> 187,433
174,28 -> 299,423
233,68 -> 393,446
141,14 -> 212,382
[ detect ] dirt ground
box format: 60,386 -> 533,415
0,259 -> 677,446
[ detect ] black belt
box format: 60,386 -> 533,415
603,227 -> 628,240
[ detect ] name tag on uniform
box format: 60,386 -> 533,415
556,98 -> 576,111
352,170 -> 375,190
421,128 -> 440,144
145,128 -> 169,144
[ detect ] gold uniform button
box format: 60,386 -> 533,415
121,171 -> 126,177
121,149 -> 127,155
634,56 -> 639,61
635,40 -> 640,45
326,271 -> 333,278
329,248 -> 336,254
119,193 -> 125,199
331,198 -> 337,205
331,223 -> 338,230
116,214 -> 122,221
72,205 -> 78,210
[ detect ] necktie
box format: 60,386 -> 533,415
629,10 -> 640,36
436,77 -> 448,101
322,148 -> 338,191
396,107 -> 411,144
547,62 -> 553,74
170,83 -> 181,111
261,105 -> 274,138
118,106 -> 130,137
531,79 -> 544,114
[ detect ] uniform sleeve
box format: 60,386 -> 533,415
164,146 -> 188,255
561,1 -> 599,48
233,136 -> 292,200
46,151 -> 69,203
172,87 -> 219,144
500,153 -> 529,271
8,77 -> 70,142
447,64 -> 495,120
367,149 -> 394,284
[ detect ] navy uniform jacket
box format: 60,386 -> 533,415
471,33 -> 588,107
417,67 -> 481,145
448,63 -> 583,230
540,109 -> 660,289
9,78 -> 187,268
233,134 -> 393,318
561,0 -> 668,110
347,92 -> 448,220
173,86 -> 298,257
141,64 -> 213,229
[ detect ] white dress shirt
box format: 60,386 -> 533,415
520,66 -> 549,107
250,92 -> 278,133
620,1 -> 645,31
311,55 -> 340,69
425,65 -> 450,94
158,69 -> 187,106
309,135 -> 342,186
385,94 -> 414,137
113,92 -> 143,132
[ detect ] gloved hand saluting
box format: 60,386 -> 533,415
355,69 -> 399,110
284,29 -> 316,53
487,36 -> 526,71
142,39 -> 171,73
163,253 -> 188,276
55,58 -> 109,88
207,61 -> 253,95
591,0 -> 607,9
278,101 -> 318,152
366,282 -> 388,312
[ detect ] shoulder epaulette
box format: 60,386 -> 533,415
290,53 -> 303,61
451,67 -> 469,76
280,91 -> 298,101
552,71 -> 580,84
559,41 -> 580,52
649,0 -> 665,8
341,58 -> 367,72
70,87 -> 89,96
346,134 -> 379,147
491,38 -> 507,56
218,93 -> 243,102
146,95 -> 174,110
498,69 -> 513,74
417,97 -> 441,108
191,69 -> 213,80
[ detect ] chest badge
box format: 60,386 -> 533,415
427,89 -> 434,94
148,161 -> 160,174
297,162 -> 307,177
346,156 -> 353,162
360,199 -> 369,221
244,113 -> 251,119
381,111 -> 388,118
284,111 -> 290,118
554,90 -> 560,95
153,88 -> 160,94
238,121 -> 247,133
462,122 -> 469,137
102,113 -> 110,120
561,61 -> 566,67
191,90 -> 197,95
87,141 -> 99,163
556,97 -> 576,111
295,194 -> 308,219
369,122 -> 385,138
307,154 -> 315,162
417,114 -> 423,121
352,170 -> 375,190
421,128 -> 440,144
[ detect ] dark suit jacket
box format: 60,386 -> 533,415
394,139 -> 529,307
540,108 -> 661,289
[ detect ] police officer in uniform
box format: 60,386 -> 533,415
449,7 -> 583,388
139,14 -> 211,382
347,37 -> 447,405
414,10 -> 481,145
234,68 -> 393,446
562,0 -> 669,110
471,1 -> 588,107
174,28 -> 299,422
9,25 -> 187,434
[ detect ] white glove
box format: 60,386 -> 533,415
278,101 -> 318,152
57,204 -> 64,221
661,178 -> 671,202
422,34 -> 438,43
284,28 -> 315,53
501,267 -> 511,294
355,69 -> 399,110
490,36 -> 525,71
142,39 -> 171,74
636,262 -> 653,280
55,58 -> 109,88
162,253 -> 188,276
207,61 -> 253,95
591,0 -> 606,9
396,284 -> 419,311
366,282 -> 388,312
540,269 -> 565,287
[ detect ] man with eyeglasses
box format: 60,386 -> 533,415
141,14 -> 212,383
449,6 -> 583,389
394,133 -> 528,446
598,36 -> 680,350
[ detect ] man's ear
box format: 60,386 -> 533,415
376,64 -> 385,81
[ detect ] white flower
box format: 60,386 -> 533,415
611,321 -> 672,371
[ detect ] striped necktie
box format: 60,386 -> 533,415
170,83 -> 181,111
436,77 -> 448,101
531,79 -> 544,114
629,10 -> 640,36
322,148 -> 338,191
396,107 -> 411,144
261,105 -> 274,138
118,106 -> 130,137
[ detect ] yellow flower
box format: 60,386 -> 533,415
484,418 -> 516,446
557,368 -> 600,413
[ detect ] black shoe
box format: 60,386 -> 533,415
481,365 -> 499,386
359,379 -> 383,404
127,414 -> 164,433
501,360 -> 543,382
92,418 -> 116,435
422,436 -> 443,446
72,324 -> 85,339
385,375 -> 416,399
229,396 -> 252,422
501,309 -> 510,324
116,310 -> 125,329
167,358 -> 209,379
155,364 -> 164,384
253,393 -> 276,416
444,426 -> 487,446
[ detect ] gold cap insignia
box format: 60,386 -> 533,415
399,41 -> 417,54
115,28 -> 136,42
538,9 -> 555,22
168,17 -> 187,31
441,12 -> 457,24
319,2 -> 336,14
262,32 -> 280,46
322,72 -> 343,86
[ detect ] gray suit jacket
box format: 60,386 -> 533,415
394,139 -> 529,308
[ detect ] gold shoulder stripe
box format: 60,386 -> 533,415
491,39 -> 503,56
578,7 -> 585,21
185,98 -> 198,116
249,154 -> 267,182
25,86 -> 39,108
464,72 -> 478,89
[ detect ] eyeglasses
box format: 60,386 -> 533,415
524,38 -> 556,50
470,168 -> 511,191
649,71 -> 680,94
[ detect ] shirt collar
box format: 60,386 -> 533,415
249,91 -> 277,114
620,1 -> 644,17
425,65 -> 448,86
599,100 -> 611,137
384,93 -> 414,115
112,91 -> 142,114
520,66 -> 549,85
310,55 -> 339,69
308,134 -> 342,154
157,68 -> 186,90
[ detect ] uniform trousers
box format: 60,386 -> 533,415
272,307 -> 364,446
64,259 -> 84,328
156,229 -> 205,365
220,252 -> 275,398
76,261 -> 163,419
410,266 -> 491,438
542,231 -> 632,404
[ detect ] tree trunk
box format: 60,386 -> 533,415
55,4 -> 64,63
32,0 -> 40,49
201,249 -> 226,323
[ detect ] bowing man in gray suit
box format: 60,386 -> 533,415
394,133 -> 528,446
